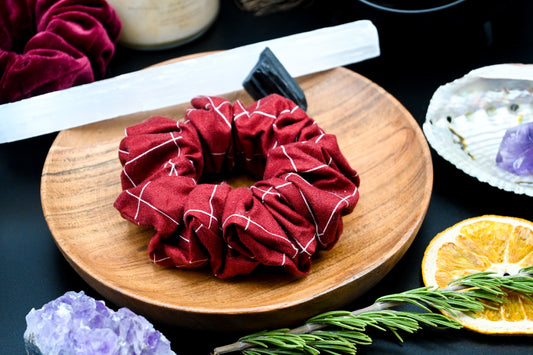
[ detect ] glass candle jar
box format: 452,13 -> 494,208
108,0 -> 220,50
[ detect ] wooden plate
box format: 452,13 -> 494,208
41,64 -> 433,331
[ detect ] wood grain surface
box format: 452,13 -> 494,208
41,65 -> 433,331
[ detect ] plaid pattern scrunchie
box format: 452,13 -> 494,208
114,94 -> 360,278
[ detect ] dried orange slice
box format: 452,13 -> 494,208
421,215 -> 533,334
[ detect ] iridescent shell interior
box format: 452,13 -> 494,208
423,64 -> 533,196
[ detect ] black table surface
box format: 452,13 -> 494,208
2,0 -> 532,354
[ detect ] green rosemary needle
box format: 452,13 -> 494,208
212,266 -> 533,355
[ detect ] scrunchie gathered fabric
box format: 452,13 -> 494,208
0,0 -> 121,104
114,94 -> 360,278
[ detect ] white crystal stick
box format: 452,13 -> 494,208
0,20 -> 379,143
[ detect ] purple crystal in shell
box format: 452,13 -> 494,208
24,291 -> 176,355
496,121 -> 533,176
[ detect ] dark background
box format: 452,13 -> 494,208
1,0 -> 532,353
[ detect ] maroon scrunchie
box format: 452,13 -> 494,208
114,95 -> 360,278
0,0 -> 121,103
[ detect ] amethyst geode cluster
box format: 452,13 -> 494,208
24,291 -> 175,355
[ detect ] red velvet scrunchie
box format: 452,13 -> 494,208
0,0 -> 121,103
114,95 -> 360,278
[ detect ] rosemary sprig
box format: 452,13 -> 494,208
212,266 -> 533,355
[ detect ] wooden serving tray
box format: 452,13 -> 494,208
41,64 -> 433,331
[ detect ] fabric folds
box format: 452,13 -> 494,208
0,0 -> 121,103
114,95 -> 360,278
